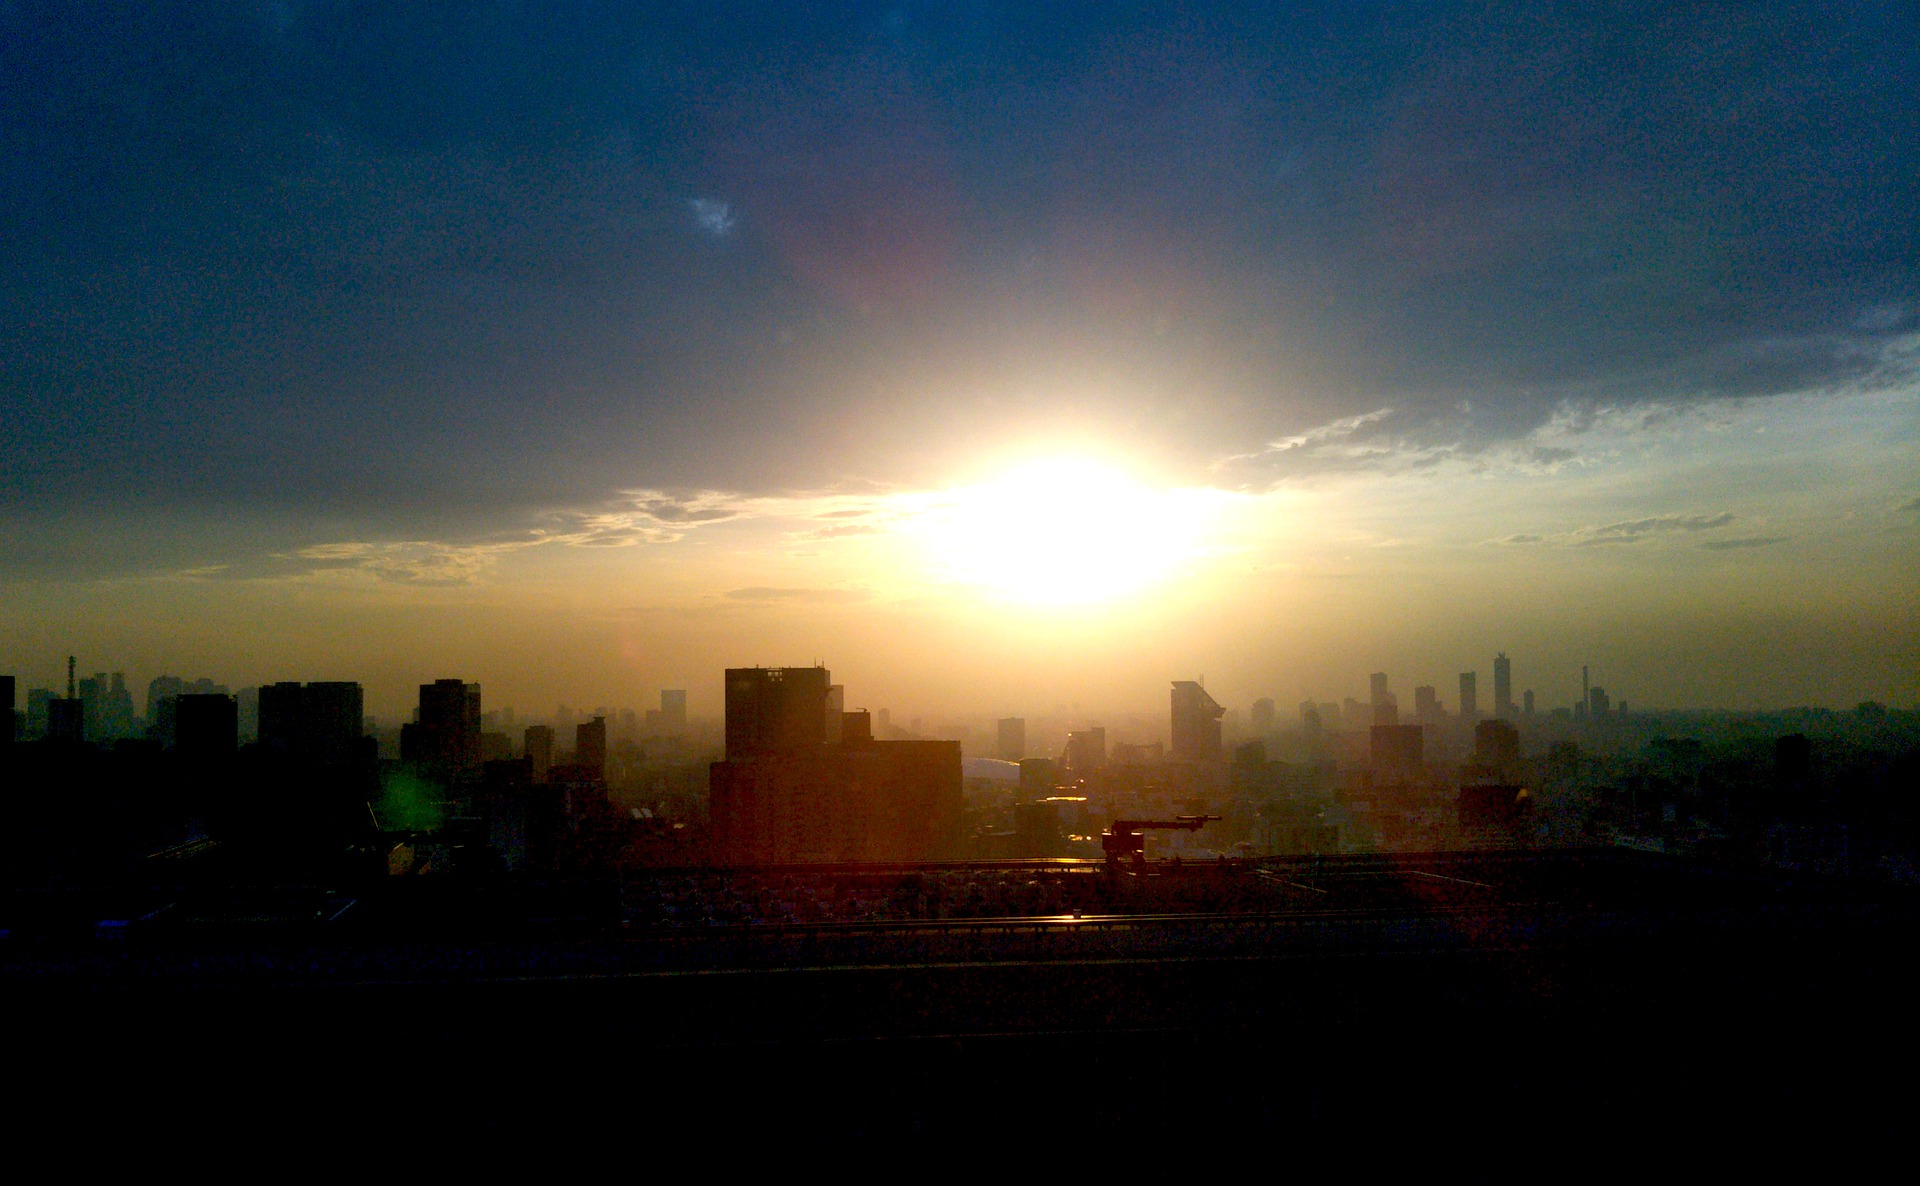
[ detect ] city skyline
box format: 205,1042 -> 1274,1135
3,643 -> 1686,739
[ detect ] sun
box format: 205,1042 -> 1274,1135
913,457 -> 1210,605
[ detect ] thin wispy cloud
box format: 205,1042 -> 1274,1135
1700,536 -> 1790,551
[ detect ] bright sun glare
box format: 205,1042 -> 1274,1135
916,457 -> 1209,605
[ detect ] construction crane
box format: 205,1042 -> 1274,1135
1101,815 -> 1221,872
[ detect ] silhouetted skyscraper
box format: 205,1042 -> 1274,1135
1,675 -> 13,745
1459,672 -> 1479,720
1523,689 -> 1535,716
1170,681 -> 1224,761
46,697 -> 82,743
523,724 -> 554,782
825,684 -> 845,744
1494,652 -> 1513,718
176,694 -> 238,758
409,679 -> 482,773
1062,727 -> 1107,774
576,715 -> 607,777
725,667 -> 833,758
997,717 -> 1026,761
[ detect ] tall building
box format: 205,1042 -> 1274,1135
1062,727 -> 1108,774
1413,685 -> 1441,722
306,682 -> 365,764
46,697 -> 83,743
1,675 -> 13,745
1459,672 -> 1479,720
405,679 -> 482,773
1494,653 -> 1513,718
257,682 -> 306,752
146,675 -> 185,728
259,681 -> 365,763
523,724 -> 554,782
175,694 -> 238,758
1250,698 -> 1276,735
78,672 -> 135,741
996,717 -> 1026,761
824,684 -> 845,744
710,668 -> 962,863
725,667 -> 832,758
1474,718 -> 1521,769
576,715 -> 607,777
1523,689 -> 1535,716
660,689 -> 687,726
1369,673 -> 1399,726
1170,681 -> 1224,761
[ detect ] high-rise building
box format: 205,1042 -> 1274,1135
576,715 -> 607,777
710,668 -> 963,863
305,682 -> 365,764
26,687 -> 52,738
1589,687 -> 1611,719
1494,653 -> 1513,718
1,675 -> 13,745
146,676 -> 185,728
523,724 -> 554,782
1251,698 -> 1276,735
724,667 -> 832,758
660,689 -> 687,726
1413,685 -> 1441,722
1474,718 -> 1521,769
824,684 -> 846,744
1458,672 -> 1479,720
1170,681 -> 1224,761
1299,701 -> 1323,741
996,717 -> 1026,761
1062,727 -> 1108,774
258,682 -> 305,751
1369,672 -> 1389,709
1523,689 -> 1535,716
406,679 -> 482,773
259,681 -> 365,763
47,697 -> 83,743
175,694 -> 238,758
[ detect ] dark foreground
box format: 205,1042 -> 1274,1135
6,849 -> 1916,1165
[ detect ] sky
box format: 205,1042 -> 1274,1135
3,1 -> 1917,722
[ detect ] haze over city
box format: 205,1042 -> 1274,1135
3,3 -> 1915,719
